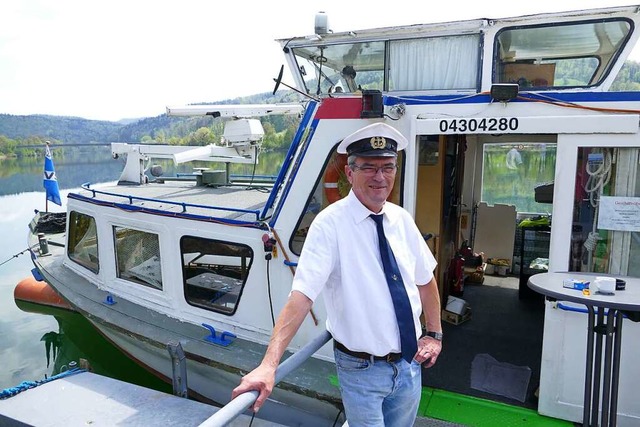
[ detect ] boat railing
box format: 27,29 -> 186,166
172,173 -> 278,183
78,183 -> 262,221
198,329 -> 332,427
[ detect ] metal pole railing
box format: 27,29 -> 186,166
199,330 -> 331,427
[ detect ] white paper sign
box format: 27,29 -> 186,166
598,196 -> 640,232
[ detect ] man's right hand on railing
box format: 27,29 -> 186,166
231,363 -> 277,412
231,291 -> 313,413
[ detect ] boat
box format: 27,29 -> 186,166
25,5 -> 640,426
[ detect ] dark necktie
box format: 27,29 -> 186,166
370,214 -> 417,362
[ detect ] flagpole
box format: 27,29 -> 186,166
45,141 -> 50,213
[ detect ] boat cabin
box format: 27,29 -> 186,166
274,8 -> 640,423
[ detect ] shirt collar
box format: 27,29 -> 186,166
346,190 -> 388,225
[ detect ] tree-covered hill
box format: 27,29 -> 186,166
0,114 -> 123,144
0,90 -> 303,156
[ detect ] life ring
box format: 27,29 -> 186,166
323,154 -> 349,204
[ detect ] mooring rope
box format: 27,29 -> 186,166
0,248 -> 30,268
0,367 -> 86,399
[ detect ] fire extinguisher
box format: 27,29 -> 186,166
449,252 -> 465,297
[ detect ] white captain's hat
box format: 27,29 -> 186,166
337,122 -> 408,157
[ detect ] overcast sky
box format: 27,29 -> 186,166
0,1 -> 637,122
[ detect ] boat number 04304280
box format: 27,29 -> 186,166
439,117 -> 519,133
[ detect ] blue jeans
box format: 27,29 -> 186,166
334,348 -> 422,427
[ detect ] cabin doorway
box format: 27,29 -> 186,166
414,134 -> 466,300
414,134 -> 556,409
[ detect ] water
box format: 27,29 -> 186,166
0,147 -> 286,393
0,191 -> 65,389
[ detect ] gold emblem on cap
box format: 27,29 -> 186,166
370,136 -> 387,149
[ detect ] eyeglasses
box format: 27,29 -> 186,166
350,164 -> 397,176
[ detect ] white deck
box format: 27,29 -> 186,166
0,371 -> 468,427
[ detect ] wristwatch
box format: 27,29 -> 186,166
424,331 -> 443,341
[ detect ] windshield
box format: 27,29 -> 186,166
292,41 -> 385,95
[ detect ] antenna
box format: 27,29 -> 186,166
314,11 -> 329,35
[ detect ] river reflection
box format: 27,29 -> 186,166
0,148 -> 287,196
0,148 -> 286,392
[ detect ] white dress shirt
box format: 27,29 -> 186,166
292,190 -> 437,356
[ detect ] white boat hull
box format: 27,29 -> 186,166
92,319 -> 342,426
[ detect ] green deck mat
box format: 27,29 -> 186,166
419,388 -> 573,427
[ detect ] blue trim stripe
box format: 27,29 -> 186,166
385,91 -> 640,106
519,91 -> 640,103
268,119 -> 319,227
261,101 -> 318,220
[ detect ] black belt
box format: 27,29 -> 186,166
333,340 -> 402,363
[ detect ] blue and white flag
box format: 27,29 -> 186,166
44,144 -> 62,206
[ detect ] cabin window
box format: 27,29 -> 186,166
388,35 -> 479,91
113,226 -> 162,290
494,19 -> 632,88
290,147 -> 404,255
481,142 -> 556,214
67,211 -> 99,273
571,147 -> 640,277
292,41 -> 385,95
181,236 -> 252,315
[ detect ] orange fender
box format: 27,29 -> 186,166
14,276 -> 73,311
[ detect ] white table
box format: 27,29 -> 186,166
528,272 -> 640,427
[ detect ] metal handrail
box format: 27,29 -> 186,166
199,329 -> 331,427
79,183 -> 261,219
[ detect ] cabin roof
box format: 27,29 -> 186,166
72,181 -> 271,222
279,5 -> 640,45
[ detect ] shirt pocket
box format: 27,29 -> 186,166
389,241 -> 417,283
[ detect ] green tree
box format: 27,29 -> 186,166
0,135 -> 16,155
154,130 -> 166,143
187,127 -> 217,146
261,123 -> 283,150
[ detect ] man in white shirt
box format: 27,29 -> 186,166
232,122 -> 443,426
